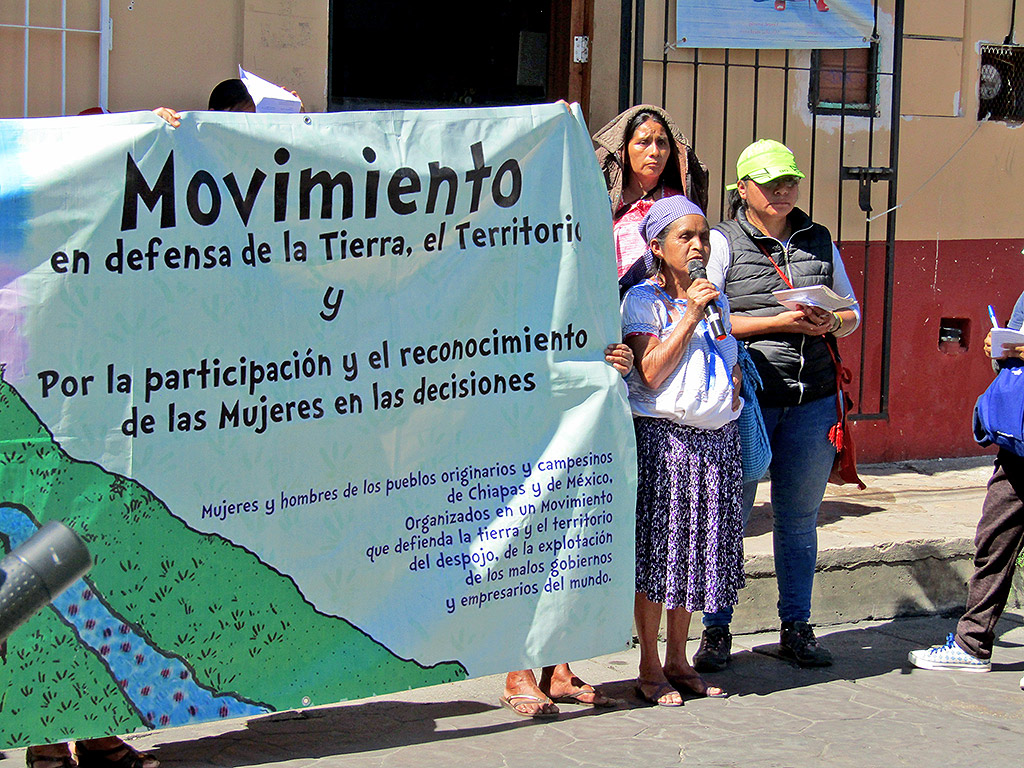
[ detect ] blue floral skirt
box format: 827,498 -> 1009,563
633,417 -> 745,611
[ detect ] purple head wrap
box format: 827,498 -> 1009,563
619,195 -> 706,291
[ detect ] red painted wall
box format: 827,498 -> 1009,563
835,238 -> 1024,463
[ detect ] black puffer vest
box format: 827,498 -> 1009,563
715,207 -> 837,407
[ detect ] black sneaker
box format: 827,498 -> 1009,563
693,626 -> 733,672
779,621 -> 833,667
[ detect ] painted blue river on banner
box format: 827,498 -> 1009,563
1,506 -> 269,726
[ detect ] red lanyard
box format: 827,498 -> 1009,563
755,242 -> 794,290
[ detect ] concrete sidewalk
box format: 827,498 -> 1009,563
732,455 -> 1015,633
7,613 -> 1021,768
5,456 -> 1024,768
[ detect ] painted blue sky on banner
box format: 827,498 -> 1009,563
676,0 -> 874,49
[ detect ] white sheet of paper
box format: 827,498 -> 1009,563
990,327 -> 1024,357
772,285 -> 856,312
239,66 -> 302,113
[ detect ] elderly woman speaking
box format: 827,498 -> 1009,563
622,195 -> 746,706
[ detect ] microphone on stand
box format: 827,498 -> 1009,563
686,259 -> 727,340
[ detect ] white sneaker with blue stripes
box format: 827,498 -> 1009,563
908,633 -> 991,672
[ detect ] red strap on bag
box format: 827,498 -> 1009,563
823,339 -> 866,489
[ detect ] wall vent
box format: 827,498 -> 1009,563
979,44 -> 1024,122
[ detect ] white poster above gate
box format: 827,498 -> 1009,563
675,0 -> 874,49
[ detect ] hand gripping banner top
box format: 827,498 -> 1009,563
0,103 -> 636,747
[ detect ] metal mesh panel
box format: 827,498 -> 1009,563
979,44 -> 1024,123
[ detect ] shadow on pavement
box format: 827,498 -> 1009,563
122,612 -> 1024,765
744,499 -> 884,537
707,610 -> 1024,697
146,697 -> 621,766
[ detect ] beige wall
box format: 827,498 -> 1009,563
6,0 -> 1023,245
111,0 -> 328,113
109,0 -> 244,112
896,0 -> 1023,241
0,0 -> 328,118
240,0 -> 328,111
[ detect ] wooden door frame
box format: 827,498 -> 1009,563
548,0 -> 594,120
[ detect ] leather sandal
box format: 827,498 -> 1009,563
634,678 -> 683,707
499,693 -> 559,718
665,671 -> 728,698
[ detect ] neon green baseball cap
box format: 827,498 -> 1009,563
726,139 -> 805,190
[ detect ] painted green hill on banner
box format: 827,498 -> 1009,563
0,371 -> 466,747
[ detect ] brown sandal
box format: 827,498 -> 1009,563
550,685 -> 617,708
634,678 -> 683,707
665,671 -> 728,698
499,693 -> 559,719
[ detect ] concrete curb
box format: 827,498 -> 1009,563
690,456 -> 1017,636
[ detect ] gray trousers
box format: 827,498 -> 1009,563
956,449 -> 1024,660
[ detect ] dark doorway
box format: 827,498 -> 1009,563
329,1 -> 560,110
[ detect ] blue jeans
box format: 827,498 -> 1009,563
702,392 -> 837,627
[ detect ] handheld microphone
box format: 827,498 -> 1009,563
0,521 -> 92,643
686,259 -> 727,340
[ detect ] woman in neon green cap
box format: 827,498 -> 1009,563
694,139 -> 861,671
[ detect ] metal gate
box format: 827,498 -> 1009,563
620,0 -> 904,420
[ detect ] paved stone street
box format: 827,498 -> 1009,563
6,613 -> 1022,768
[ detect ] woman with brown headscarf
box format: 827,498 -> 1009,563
592,105 -> 708,281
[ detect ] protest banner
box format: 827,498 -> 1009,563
675,0 -> 874,49
0,103 -> 636,746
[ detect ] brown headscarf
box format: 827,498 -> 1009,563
592,104 -> 709,216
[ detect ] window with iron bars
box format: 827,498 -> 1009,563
808,44 -> 878,117
979,44 -> 1024,123
0,0 -> 109,118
